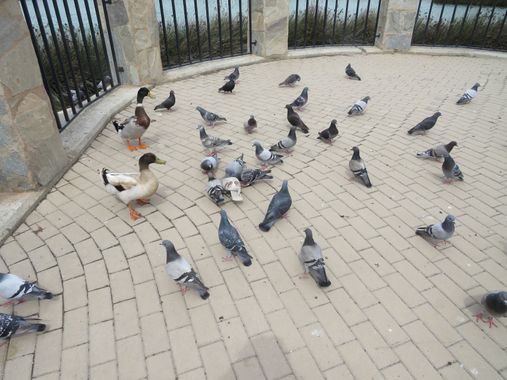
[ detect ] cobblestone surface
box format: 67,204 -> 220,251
1,53 -> 507,379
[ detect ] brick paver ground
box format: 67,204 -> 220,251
1,53 -> 506,380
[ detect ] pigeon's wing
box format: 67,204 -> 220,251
349,159 -> 372,187
300,244 -> 323,268
219,224 -> 243,250
166,257 -> 193,281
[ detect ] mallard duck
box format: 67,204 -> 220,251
101,153 -> 166,220
113,87 -> 154,151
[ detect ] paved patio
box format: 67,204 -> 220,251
1,53 -> 506,380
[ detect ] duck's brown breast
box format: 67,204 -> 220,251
135,106 -> 150,129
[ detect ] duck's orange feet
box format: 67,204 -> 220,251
127,142 -> 137,151
128,204 -> 142,220
136,198 -> 150,205
137,138 -> 148,149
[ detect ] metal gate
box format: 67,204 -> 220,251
20,0 -> 121,131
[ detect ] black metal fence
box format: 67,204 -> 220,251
412,0 -> 507,50
156,0 -> 251,69
20,0 -> 120,131
289,0 -> 382,48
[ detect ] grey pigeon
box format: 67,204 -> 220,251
442,154 -> 464,182
345,64 -> 361,80
200,154 -> 219,173
0,313 -> 46,339
286,105 -> 309,133
163,240 -> 209,299
225,154 -> 245,179
270,127 -> 297,153
481,291 -> 507,316
290,87 -> 309,110
300,229 -> 331,287
348,96 -> 370,116
259,180 -> 292,232
154,90 -> 175,111
253,141 -> 283,167
196,106 -> 227,126
317,119 -> 339,143
224,66 -> 240,81
0,273 -> 53,306
240,168 -> 273,187
97,75 -> 112,91
206,172 -> 225,204
416,214 -> 455,244
349,147 -> 372,188
70,85 -> 85,105
219,79 -> 235,93
244,115 -> 257,134
457,83 -> 480,105
279,74 -> 301,87
408,112 -> 442,135
198,125 -> 232,151
218,209 -> 252,266
417,141 -> 457,160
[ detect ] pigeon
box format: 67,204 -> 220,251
286,105 -> 309,133
70,85 -> 85,105
240,168 -> 273,187
224,66 -> 240,81
408,112 -> 442,135
225,154 -> 245,179
349,146 -> 372,188
348,96 -> 370,116
218,209 -> 252,266
244,115 -> 257,134
97,75 -> 112,91
416,141 -> 457,160
0,273 -> 53,306
253,141 -> 283,167
270,127 -> 297,153
196,106 -> 227,126
0,313 -> 46,339
345,64 -> 361,80
259,180 -> 292,232
162,240 -> 209,299
154,90 -> 176,111
198,125 -> 232,151
457,83 -> 480,105
317,119 -> 339,143
219,79 -> 235,93
442,154 -> 464,182
415,214 -> 455,244
279,74 -> 301,87
300,229 -> 331,287
200,154 -> 219,173
206,172 -> 225,204
290,87 -> 309,110
481,291 -> 507,316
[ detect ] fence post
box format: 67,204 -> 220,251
375,0 -> 420,50
0,0 -> 67,192
104,0 -> 163,84
250,0 -> 290,58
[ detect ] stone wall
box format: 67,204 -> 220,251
251,0 -> 290,58
0,0 -> 66,192
375,0 -> 419,51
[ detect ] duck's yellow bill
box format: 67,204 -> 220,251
155,158 -> 166,165
148,91 -> 155,98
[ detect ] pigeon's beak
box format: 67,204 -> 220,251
155,158 -> 166,165
148,91 -> 155,99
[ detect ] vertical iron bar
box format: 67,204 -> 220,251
423,0 -> 435,44
294,0 -> 300,47
414,0 -> 422,32
19,0 -> 63,130
494,10 -> 507,44
470,5 -> 483,44
352,0 -> 361,38
445,4 -> 459,42
331,0 -> 338,43
171,0 -> 182,65
158,0 -> 171,67
363,0 -> 372,43
182,0 -> 192,62
239,0 -> 244,53
101,0 -> 120,84
42,0 -> 79,115
303,0 -> 310,47
228,0 -> 233,55
343,0 -> 350,39
194,0 -> 203,60
322,0 -> 329,44
434,2 -> 446,45
74,0 -> 99,95
481,1 -> 497,48
312,0 -> 320,46
93,0 -> 114,90
205,0 -> 212,57
373,0 -> 382,43
217,0 -> 223,57
248,0 -> 252,52
82,0 -> 103,96
457,0 -> 472,43
32,0 -> 70,122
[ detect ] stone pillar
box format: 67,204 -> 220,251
375,0 -> 419,51
106,0 -> 163,85
0,0 -> 67,192
251,0 -> 289,58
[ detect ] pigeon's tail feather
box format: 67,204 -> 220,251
259,219 -> 274,232
154,104 -> 163,110
226,140 -> 233,145
407,127 -> 416,135
309,267 -> 331,288
347,109 -> 353,115
237,247 -> 252,267
218,116 -> 227,121
360,172 -> 372,188
112,120 -> 123,132
416,149 -> 433,159
199,290 -> 210,300
415,227 -> 430,238
299,122 -> 309,134
356,75 -> 361,81
18,320 -> 46,335
31,285 -> 53,300
278,81 -> 285,86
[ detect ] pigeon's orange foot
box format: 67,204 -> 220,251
136,198 -> 150,206
127,143 -> 137,151
299,272 -> 310,279
179,286 -> 188,295
486,316 -> 497,328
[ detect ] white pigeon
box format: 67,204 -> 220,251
348,96 -> 370,116
253,141 -> 283,167
457,83 -> 480,104
0,273 -> 53,306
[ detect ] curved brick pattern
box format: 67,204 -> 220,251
0,54 -> 507,379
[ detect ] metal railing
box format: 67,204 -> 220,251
20,0 -> 120,131
412,0 -> 507,50
156,0 -> 251,69
289,0 -> 382,48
